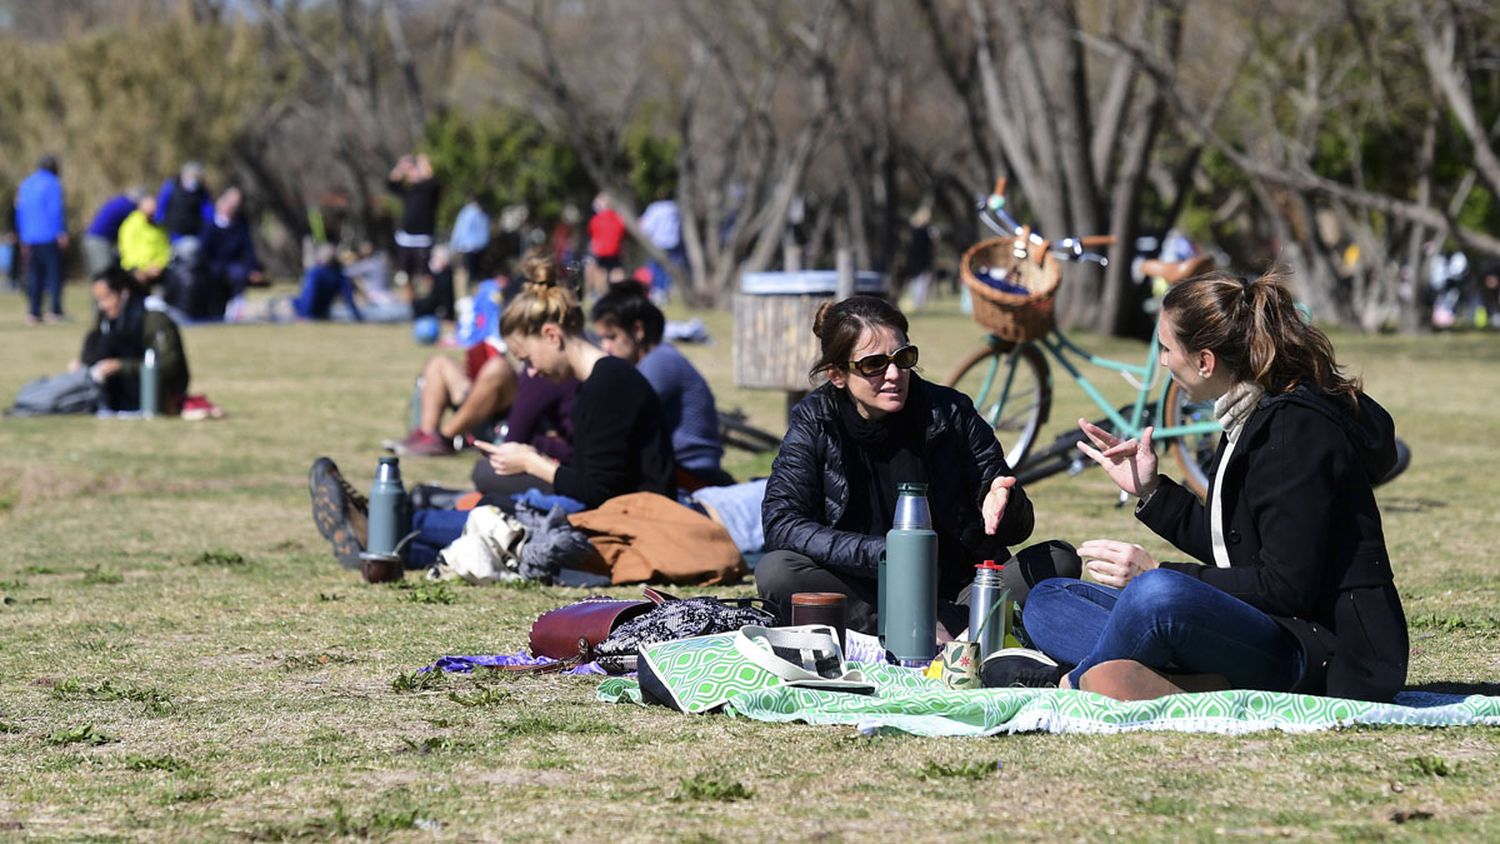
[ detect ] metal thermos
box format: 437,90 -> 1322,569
882,482 -> 939,666
968,560 -> 1012,659
140,347 -> 160,418
408,375 -> 425,433
367,456 -> 410,558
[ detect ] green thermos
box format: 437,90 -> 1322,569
367,456 -> 410,559
882,482 -> 938,666
139,347 -> 159,418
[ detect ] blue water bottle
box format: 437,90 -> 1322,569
367,456 -> 410,559
882,482 -> 939,666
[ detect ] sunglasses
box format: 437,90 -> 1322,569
848,344 -> 919,378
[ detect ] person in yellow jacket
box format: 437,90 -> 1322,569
117,194 -> 170,283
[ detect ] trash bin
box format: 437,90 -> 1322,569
733,270 -> 886,392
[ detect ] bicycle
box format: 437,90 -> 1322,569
947,181 -> 1412,497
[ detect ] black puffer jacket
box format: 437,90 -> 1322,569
1138,386 -> 1408,702
762,376 -> 1035,599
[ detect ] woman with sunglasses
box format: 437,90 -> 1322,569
759,295 -> 1077,637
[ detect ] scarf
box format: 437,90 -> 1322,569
834,384 -> 928,538
1209,381 -> 1265,568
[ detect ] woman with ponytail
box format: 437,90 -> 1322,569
991,269 -> 1408,702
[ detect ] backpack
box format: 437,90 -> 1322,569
7,369 -> 101,417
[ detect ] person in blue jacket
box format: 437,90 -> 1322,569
199,187 -> 264,300
82,190 -> 141,277
292,244 -> 362,322
153,161 -> 213,242
15,155 -> 68,324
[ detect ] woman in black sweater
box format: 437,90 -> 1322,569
993,270 -> 1408,702
473,276 -> 676,508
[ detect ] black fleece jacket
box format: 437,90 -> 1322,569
762,376 -> 1035,600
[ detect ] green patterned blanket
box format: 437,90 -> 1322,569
598,658 -> 1500,737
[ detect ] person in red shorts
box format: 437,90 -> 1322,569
391,256 -> 578,458
585,192 -> 626,294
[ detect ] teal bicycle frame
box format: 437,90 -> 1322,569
970,322 -> 1221,457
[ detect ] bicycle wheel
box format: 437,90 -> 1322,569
1162,380 -> 1219,498
944,342 -> 1051,469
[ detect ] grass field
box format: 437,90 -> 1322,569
1,283 -> 1498,842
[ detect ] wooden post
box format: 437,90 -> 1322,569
836,246 -> 855,302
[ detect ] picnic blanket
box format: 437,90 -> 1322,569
598,658 -> 1500,737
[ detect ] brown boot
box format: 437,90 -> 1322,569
1078,659 -> 1230,701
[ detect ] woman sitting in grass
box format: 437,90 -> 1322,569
309,271 -> 676,571
72,265 -> 189,413
985,270 -> 1409,702
757,295 -> 1079,636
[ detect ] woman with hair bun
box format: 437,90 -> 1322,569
992,269 -> 1409,702
758,295 -> 1079,637
472,269 -> 676,508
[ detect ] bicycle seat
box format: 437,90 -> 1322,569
1140,255 -> 1214,284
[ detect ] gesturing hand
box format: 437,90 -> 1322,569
981,475 -> 1016,535
1076,419 -> 1159,498
1079,539 -> 1158,589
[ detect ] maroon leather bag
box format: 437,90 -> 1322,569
528,595 -> 656,660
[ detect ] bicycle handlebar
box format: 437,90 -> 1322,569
977,184 -> 1114,267
1139,255 -> 1214,284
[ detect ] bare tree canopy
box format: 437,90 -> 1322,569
1,0 -> 1495,330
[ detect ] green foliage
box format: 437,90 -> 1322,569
122,754 -> 190,773
193,550 -> 247,567
154,784 -> 213,806
45,724 -> 115,747
1407,755 -> 1461,778
423,109 -> 593,230
917,759 -> 1001,781
447,686 -> 512,708
279,652 -> 358,672
673,774 -> 753,802
393,579 -> 455,605
623,122 -> 679,204
389,670 -> 446,694
1409,612 -> 1500,633
398,736 -> 475,755
50,678 -> 175,716
81,566 -> 124,585
0,20 -> 289,234
0,721 -> 20,734
491,712 -> 621,740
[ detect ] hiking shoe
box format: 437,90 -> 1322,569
180,395 -> 225,421
308,457 -> 369,569
981,648 -> 1064,689
391,429 -> 456,457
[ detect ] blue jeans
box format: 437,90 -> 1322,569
1022,568 -> 1304,691
25,241 -> 63,318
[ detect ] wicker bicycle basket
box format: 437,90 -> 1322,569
959,236 -> 1063,343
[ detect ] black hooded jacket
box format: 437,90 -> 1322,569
1136,385 -> 1408,702
762,375 -> 1035,600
